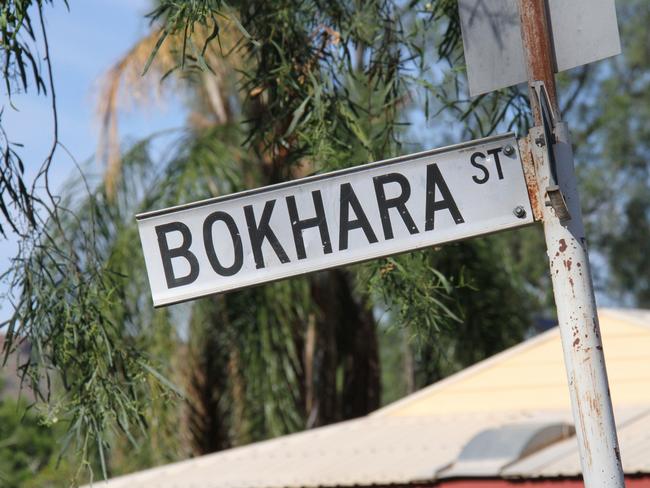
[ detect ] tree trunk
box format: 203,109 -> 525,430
309,270 -> 381,426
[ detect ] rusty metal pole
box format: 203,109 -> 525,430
517,1 -> 626,486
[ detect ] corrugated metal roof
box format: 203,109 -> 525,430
504,407 -> 650,478
88,411 -> 575,488
439,422 -> 575,478
87,309 -> 650,487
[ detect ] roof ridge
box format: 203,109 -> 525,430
599,308 -> 650,330
371,325 -> 560,418
372,308 -> 650,419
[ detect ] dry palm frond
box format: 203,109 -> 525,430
97,21 -> 243,199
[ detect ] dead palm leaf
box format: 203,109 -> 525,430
97,21 -> 243,199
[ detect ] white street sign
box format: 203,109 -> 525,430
459,0 -> 621,96
137,133 -> 533,307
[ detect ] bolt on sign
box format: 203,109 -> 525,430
137,133 -> 534,307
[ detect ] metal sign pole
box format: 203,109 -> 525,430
517,1 -> 625,486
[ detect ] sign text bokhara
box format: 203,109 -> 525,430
137,133 -> 533,306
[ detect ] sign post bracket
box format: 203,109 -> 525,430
531,80 -> 570,221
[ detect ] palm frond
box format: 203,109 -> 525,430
97,21 -> 243,198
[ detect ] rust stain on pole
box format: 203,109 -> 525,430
517,0 -> 559,123
518,136 -> 543,221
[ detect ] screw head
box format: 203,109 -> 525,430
513,205 -> 527,219
503,145 -> 515,156
535,135 -> 546,147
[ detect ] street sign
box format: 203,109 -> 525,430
137,133 -> 533,307
458,0 -> 621,96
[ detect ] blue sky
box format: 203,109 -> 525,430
0,0 -> 186,320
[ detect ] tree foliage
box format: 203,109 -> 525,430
3,0 -> 545,481
0,0 -> 68,236
0,391 -> 82,487
566,0 -> 650,306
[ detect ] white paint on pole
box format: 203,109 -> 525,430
531,125 -> 625,486
458,0 -> 621,96
137,134 -> 533,307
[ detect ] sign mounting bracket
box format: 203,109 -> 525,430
531,81 -> 570,222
